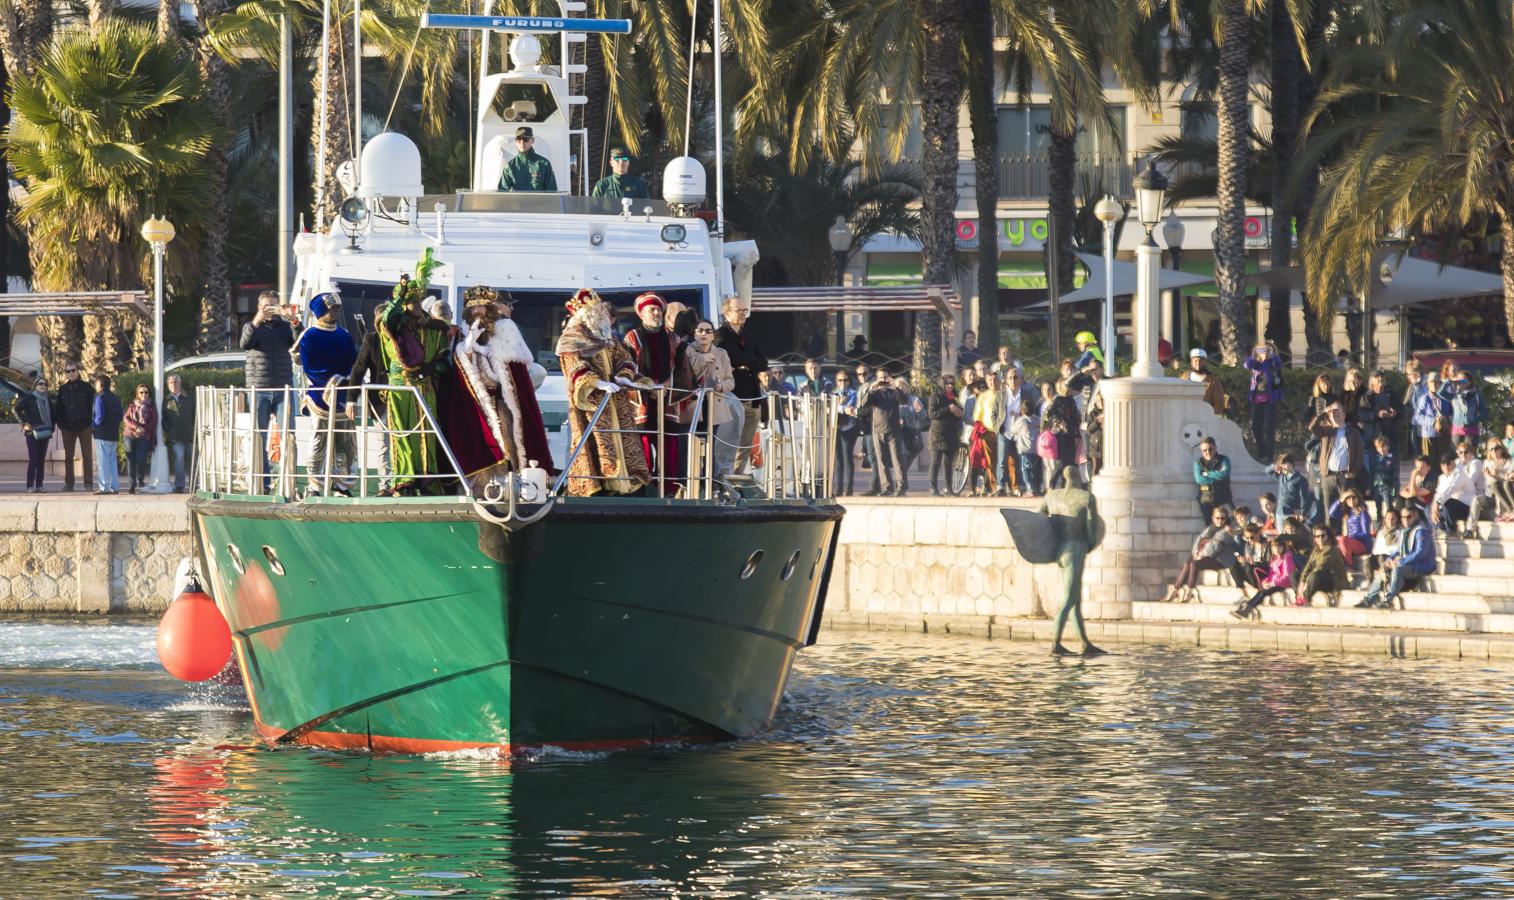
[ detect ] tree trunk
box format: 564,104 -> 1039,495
311,33 -> 353,227
1047,127 -> 1077,296
1265,0 -> 1298,360
583,33 -> 609,188
1213,0 -> 1254,364
966,0 -> 998,360
0,54 -> 9,364
1293,7 -> 1333,366
914,0 -> 963,381
156,0 -> 176,40
1501,213 -> 1514,347
0,0 -> 56,373
196,0 -> 233,353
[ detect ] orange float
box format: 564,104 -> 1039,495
156,580 -> 234,682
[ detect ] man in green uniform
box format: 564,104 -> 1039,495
591,147 -> 650,199
499,126 -> 557,192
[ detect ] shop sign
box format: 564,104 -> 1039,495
1004,218 -> 1050,247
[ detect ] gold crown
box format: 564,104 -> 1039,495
464,285 -> 499,309
566,287 -> 603,316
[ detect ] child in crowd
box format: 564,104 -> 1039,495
1504,422 -> 1514,457
1367,434 -> 1398,521
1486,439 -> 1514,522
1368,507 -> 1402,580
1296,524 -> 1350,607
1279,514 -> 1311,555
1399,454 -> 1437,511
1233,505 -> 1254,531
1232,535 -> 1299,620
1268,453 -> 1315,525
1329,490 -> 1373,568
1258,493 -> 1279,534
1239,522 -> 1270,593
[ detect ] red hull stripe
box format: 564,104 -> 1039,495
253,718 -> 722,755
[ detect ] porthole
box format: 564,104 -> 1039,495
781,550 -> 802,581
226,544 -> 245,575
261,545 -> 286,576
810,552 -> 821,581
740,550 -> 764,580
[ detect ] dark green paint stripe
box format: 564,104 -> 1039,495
276,659 -> 510,744
236,590 -> 477,637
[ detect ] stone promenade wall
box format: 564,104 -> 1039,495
827,497 -> 1090,638
0,498 -> 189,614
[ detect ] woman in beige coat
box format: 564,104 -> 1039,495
686,318 -> 739,478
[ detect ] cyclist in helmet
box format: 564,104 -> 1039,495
1074,331 -> 1104,373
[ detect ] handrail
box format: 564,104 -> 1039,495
192,382 -> 841,507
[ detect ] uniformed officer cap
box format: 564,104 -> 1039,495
515,126 -> 534,139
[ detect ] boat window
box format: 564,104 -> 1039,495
740,550 -> 764,580
489,82 -> 558,124
261,545 -> 286,577
781,550 -> 801,581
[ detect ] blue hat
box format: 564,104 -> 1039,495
310,291 -> 341,318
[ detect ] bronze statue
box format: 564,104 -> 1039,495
1001,477 -> 1107,657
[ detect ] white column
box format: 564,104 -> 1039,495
1132,231 -> 1164,379
147,243 -> 170,492
1101,222 -> 1115,377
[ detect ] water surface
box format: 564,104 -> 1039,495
4,620 -> 1514,896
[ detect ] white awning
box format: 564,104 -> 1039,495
1245,254 -> 1504,309
1052,252 -> 1214,305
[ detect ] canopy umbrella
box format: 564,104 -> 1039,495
1045,252 -> 1215,305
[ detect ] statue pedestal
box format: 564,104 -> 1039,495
1084,375 -> 1263,617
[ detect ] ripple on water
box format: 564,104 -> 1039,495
3,628 -> 1514,896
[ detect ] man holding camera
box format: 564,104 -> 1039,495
240,290 -> 297,489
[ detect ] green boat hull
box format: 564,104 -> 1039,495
191,495 -> 842,754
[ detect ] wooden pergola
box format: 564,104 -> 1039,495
0,291 -> 150,317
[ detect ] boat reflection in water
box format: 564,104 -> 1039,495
145,740 -> 805,896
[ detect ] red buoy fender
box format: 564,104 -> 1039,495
156,586 -> 234,682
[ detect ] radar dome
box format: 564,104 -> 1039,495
510,34 -> 542,72
662,156 -> 706,207
357,132 -> 424,199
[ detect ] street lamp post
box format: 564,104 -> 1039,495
828,215 -> 852,357
142,216 -> 176,493
1132,160 -> 1168,379
1093,197 -> 1122,377
1161,212 -> 1185,355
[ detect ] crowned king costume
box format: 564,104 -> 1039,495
555,289 -> 652,496
455,286 -> 555,476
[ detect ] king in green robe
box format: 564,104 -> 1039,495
376,248 -> 453,494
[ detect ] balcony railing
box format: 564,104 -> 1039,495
897,154 -> 1136,201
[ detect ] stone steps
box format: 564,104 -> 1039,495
1135,594 -> 1514,633
1190,568 -> 1514,604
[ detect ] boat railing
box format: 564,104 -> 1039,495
192,382 -> 839,506
193,384 -> 474,500
548,384 -> 839,502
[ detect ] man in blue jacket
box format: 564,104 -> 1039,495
1357,504 -> 1436,608
91,374 -> 124,495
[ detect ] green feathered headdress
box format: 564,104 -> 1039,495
392,247 -> 439,304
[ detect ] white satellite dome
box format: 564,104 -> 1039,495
510,34 -> 543,72
357,132 -> 424,199
662,156 -> 706,206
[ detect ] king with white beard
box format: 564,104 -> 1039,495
457,286 -> 555,474
554,288 -> 653,496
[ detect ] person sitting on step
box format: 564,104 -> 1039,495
1295,524 -> 1350,607
1357,503 -> 1436,609
1164,505 -> 1247,604
1232,535 -> 1299,620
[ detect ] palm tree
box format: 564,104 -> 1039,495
1300,0 -> 1514,342
7,21 -> 214,378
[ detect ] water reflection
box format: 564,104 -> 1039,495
6,626 -> 1514,896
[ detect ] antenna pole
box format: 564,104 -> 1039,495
315,0 -> 332,230
712,0 -> 724,234
279,12 -> 293,304
682,0 -> 697,157
353,0 -> 363,186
